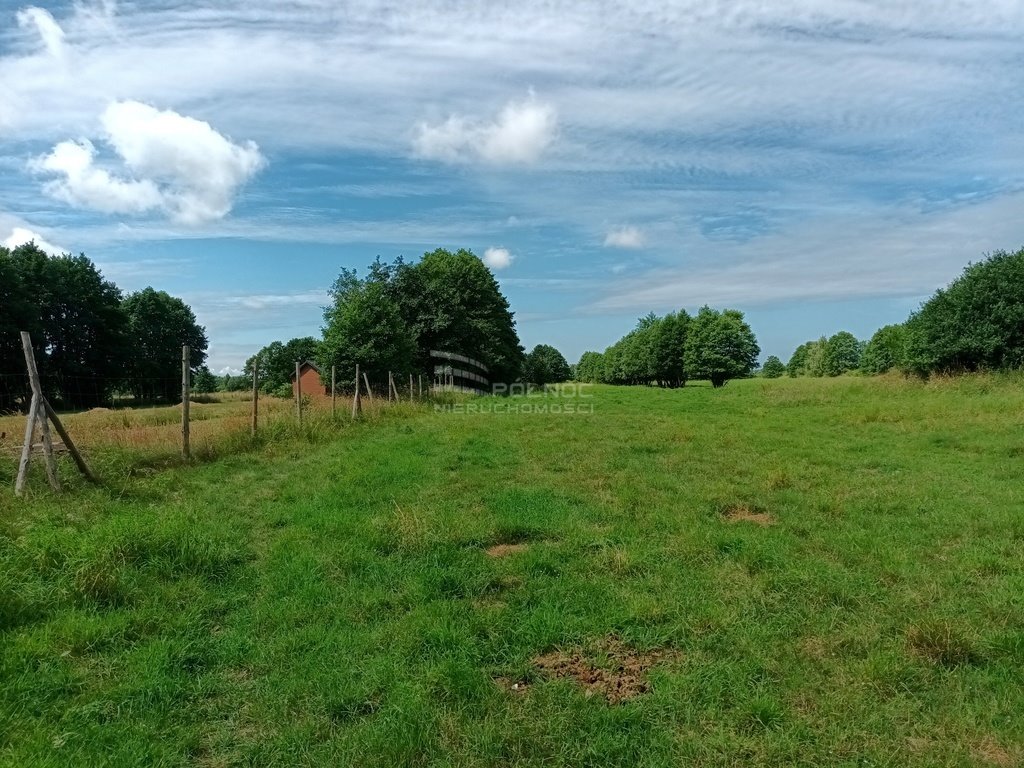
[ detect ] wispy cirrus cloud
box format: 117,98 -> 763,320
3,0 -> 1024,370
590,191 -> 1024,312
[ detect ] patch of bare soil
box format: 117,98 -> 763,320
531,635 -> 679,704
486,543 -> 528,558
722,504 -> 776,527
494,676 -> 530,695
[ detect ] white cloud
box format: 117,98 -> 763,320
2,225 -> 65,255
16,7 -> 65,59
34,139 -> 164,214
414,94 -> 557,165
483,246 -> 514,270
603,226 -> 646,249
32,101 -> 265,224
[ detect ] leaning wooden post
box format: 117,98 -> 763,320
35,395 -> 60,492
251,362 -> 259,437
295,361 -> 303,424
331,365 -> 337,418
362,372 -> 373,404
352,364 -> 361,419
19,332 -> 60,490
14,391 -> 39,497
42,400 -> 95,483
181,345 -> 191,459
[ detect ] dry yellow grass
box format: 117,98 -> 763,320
0,392 -> 402,462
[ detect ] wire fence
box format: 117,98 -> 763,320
3,340 -> 490,495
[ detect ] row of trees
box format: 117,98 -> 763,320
1,243 -> 207,411
244,337 -> 321,395
777,247 -> 1024,379
574,307 -> 760,388
783,331 -> 865,378
246,249 -> 525,390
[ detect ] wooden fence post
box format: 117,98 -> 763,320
418,374 -> 423,399
182,345 -> 191,460
409,373 -> 414,402
362,372 -> 373,404
388,371 -> 393,402
332,365 -> 337,418
35,394 -> 60,492
14,391 -> 38,497
295,361 -> 303,424
42,400 -> 95,483
251,362 -> 259,437
15,331 -> 95,495
352,364 -> 361,418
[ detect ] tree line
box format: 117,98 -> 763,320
1,243 -> 208,412
246,248 -> 525,392
573,307 -> 760,388
771,247 -> 1024,379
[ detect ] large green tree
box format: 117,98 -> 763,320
123,288 -> 208,402
651,310 -> 689,387
823,331 -> 863,376
574,351 -> 605,383
318,269 -> 416,383
861,324 -> 906,374
523,344 -> 572,386
246,337 -> 321,392
786,342 -> 810,377
903,248 -> 1024,375
193,366 -> 218,394
761,355 -> 786,378
1,243 -> 128,409
684,307 -> 760,387
0,246 -> 32,412
390,249 -> 525,384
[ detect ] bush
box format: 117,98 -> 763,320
903,247 -> 1024,376
861,324 -> 906,374
761,356 -> 785,378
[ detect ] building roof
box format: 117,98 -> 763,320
290,360 -> 321,379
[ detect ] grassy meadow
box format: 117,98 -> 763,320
1,376 -> 1023,766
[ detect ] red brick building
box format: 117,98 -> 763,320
291,361 -> 327,398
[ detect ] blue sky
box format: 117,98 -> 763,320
2,1 -> 1023,373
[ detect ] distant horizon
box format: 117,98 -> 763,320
3,2 -> 1022,374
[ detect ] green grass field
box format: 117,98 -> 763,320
2,376 -> 1023,767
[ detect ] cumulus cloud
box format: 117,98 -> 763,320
603,226 -> 645,249
16,7 -> 66,58
32,101 -> 265,224
34,139 -> 164,214
414,94 -> 557,165
2,226 -> 65,255
483,246 -> 514,270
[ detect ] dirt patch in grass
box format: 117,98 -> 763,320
722,504 -> 776,527
531,635 -> 679,704
486,543 -> 529,558
494,676 -> 531,695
